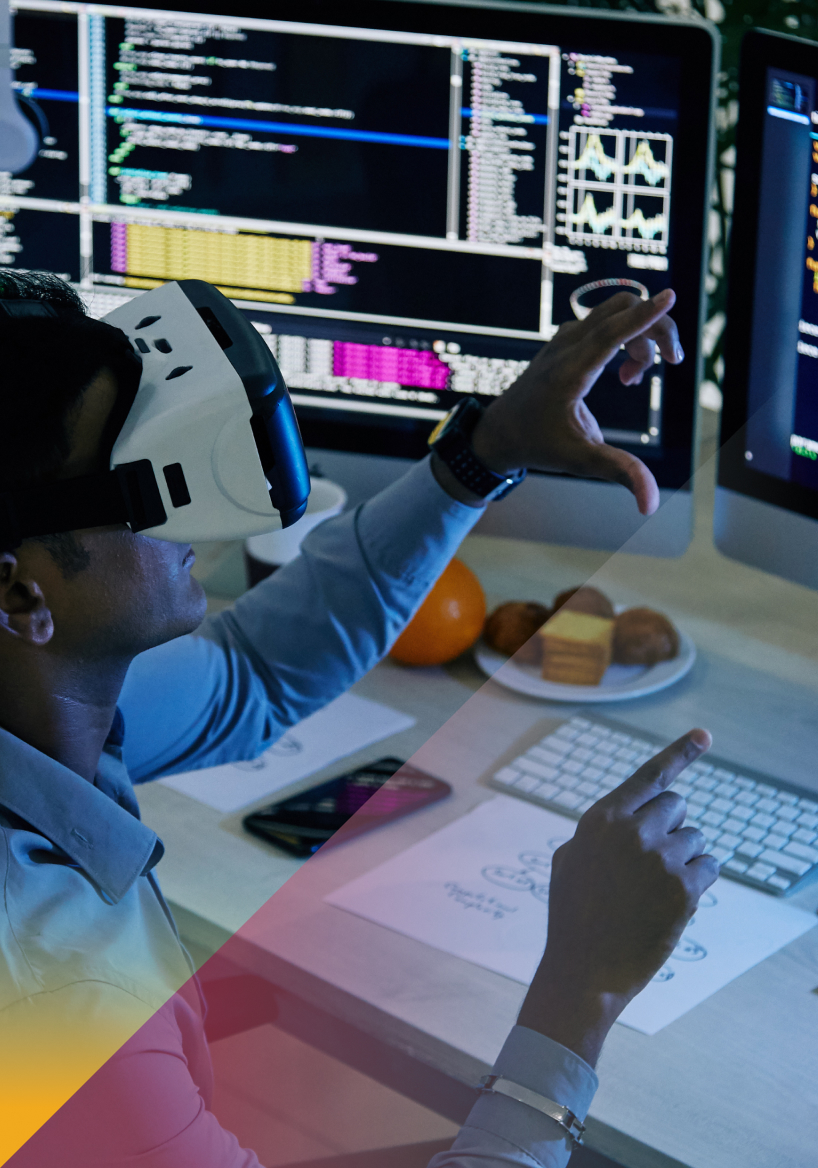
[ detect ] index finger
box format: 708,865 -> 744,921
605,728 -> 711,816
588,288 -> 676,368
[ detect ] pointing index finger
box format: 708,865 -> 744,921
590,289 -> 676,366
608,728 -> 712,816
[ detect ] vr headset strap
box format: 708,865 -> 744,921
0,461 -> 167,546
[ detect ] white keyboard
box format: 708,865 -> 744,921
490,714 -> 818,897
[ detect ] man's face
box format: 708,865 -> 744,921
14,366 -> 207,661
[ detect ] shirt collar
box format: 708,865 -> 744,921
0,720 -> 163,904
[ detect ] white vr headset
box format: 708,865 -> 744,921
0,280 -> 311,545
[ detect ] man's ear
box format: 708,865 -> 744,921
0,553 -> 55,646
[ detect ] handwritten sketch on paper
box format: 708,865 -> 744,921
326,795 -> 815,1035
159,693 -> 415,813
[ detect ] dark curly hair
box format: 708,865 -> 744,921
0,270 -> 141,573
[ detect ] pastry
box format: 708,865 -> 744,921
552,586 -> 615,620
539,609 -> 614,685
613,608 -> 679,666
483,601 -> 550,663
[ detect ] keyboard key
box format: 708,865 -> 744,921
554,790 -> 583,810
690,761 -> 714,775
576,733 -> 601,747
554,726 -> 579,742
711,797 -> 733,814
798,812 -> 818,829
673,781 -> 693,797
571,718 -> 592,729
571,747 -> 594,763
559,775 -> 579,791
595,740 -> 617,755
578,798 -> 596,813
756,797 -> 780,814
772,820 -> 796,838
713,767 -> 736,781
793,827 -> 817,845
742,825 -> 767,842
516,775 -> 543,793
729,805 -> 753,822
784,840 -> 818,863
774,804 -> 799,821
537,782 -> 561,800
777,791 -> 798,806
693,775 -> 718,792
610,732 -> 632,744
723,817 -> 748,835
540,734 -> 570,753
735,790 -> 759,806
734,776 -> 757,790
529,747 -> 566,768
609,761 -> 633,778
736,840 -> 764,859
599,774 -> 620,790
751,813 -> 776,829
764,833 -> 791,852
580,766 -> 605,781
701,826 -> 721,842
494,767 -> 521,786
684,803 -> 704,820
719,832 -> 742,850
562,760 -> 584,776
761,850 -> 810,877
710,845 -> 734,864
594,726 -> 612,737
576,780 -> 601,798
615,747 -> 639,761
516,758 -> 559,782
715,783 -> 739,799
688,790 -> 713,807
724,859 -> 748,874
748,862 -> 776,879
798,798 -> 818,813
767,874 -> 792,891
756,783 -> 777,795
701,810 -> 725,828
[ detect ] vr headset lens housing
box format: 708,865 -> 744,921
0,280 -> 311,547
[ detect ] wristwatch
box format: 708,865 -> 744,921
428,396 -> 526,501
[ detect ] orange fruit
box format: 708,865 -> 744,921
390,557 -> 486,666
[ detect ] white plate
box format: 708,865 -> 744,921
474,628 -> 696,703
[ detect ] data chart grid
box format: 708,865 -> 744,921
557,128 -> 672,253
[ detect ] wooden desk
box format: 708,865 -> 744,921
138,451 -> 818,1168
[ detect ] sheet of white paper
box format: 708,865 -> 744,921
326,795 -> 816,1035
159,693 -> 415,813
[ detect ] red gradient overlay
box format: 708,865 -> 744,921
2,692 -> 501,1166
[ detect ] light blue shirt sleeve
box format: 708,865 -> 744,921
119,457 -> 482,782
429,1027 -> 599,1168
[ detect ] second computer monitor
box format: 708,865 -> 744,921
7,0 -> 715,553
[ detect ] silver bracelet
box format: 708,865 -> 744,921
478,1074 -> 586,1146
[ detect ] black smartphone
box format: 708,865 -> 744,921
242,757 -> 451,857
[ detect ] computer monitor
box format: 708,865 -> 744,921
717,28 -> 818,589
4,0 -> 715,554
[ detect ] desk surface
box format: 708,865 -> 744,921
138,454 -> 818,1168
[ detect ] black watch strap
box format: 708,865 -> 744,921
428,397 -> 526,500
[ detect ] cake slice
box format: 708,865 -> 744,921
538,609 -> 614,686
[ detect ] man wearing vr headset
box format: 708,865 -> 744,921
0,271 -> 716,1166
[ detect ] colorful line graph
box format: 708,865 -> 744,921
569,134 -> 670,187
568,194 -> 667,240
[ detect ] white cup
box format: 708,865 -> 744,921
244,478 -> 347,583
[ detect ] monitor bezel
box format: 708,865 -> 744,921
719,28 -> 818,521
117,0 -> 717,492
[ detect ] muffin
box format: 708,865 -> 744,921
613,607 -> 679,666
552,586 -> 615,620
483,601 -> 550,664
